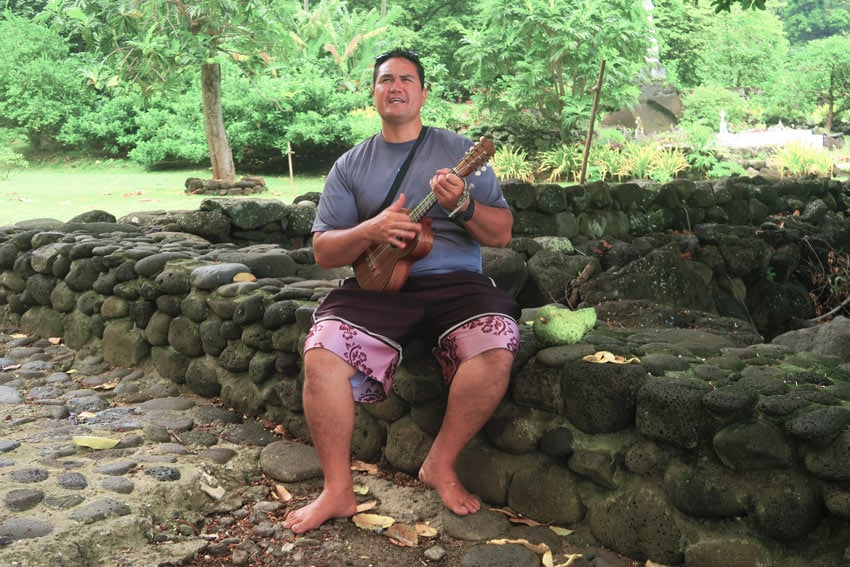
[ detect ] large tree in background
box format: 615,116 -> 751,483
781,0 -> 850,45
41,0 -> 293,182
693,4 -> 788,90
786,35 -> 850,131
653,0 -> 713,88
457,0 -> 650,143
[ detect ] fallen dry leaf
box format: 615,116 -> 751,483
384,523 -> 418,547
48,337 -> 62,345
415,522 -> 438,538
72,435 -> 120,450
10,333 -> 27,339
490,507 -> 543,526
351,460 -> 380,475
488,538 -> 551,555
353,483 -> 370,495
549,526 -> 574,537
92,382 -> 118,391
274,483 -> 292,502
352,513 -> 394,532
355,500 -> 378,513
232,272 -> 257,282
582,351 -> 640,364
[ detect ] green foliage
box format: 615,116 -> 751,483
0,145 -> 28,180
784,35 -> 850,132
41,0 -> 294,90
619,141 -> 660,180
489,146 -> 535,182
782,0 -> 850,45
58,90 -> 146,155
0,13 -> 96,149
769,142 -> 834,178
705,0 -> 767,12
652,0 -> 713,88
681,124 -> 720,175
679,86 -> 749,131
457,0 -> 650,143
284,0 -> 398,93
707,160 -> 746,178
589,143 -> 627,182
538,144 -> 582,182
650,147 -> 690,182
694,6 -> 788,90
128,94 -> 210,166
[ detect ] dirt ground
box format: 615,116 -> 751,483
178,466 -> 640,567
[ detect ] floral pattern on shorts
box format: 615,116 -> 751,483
433,314 -> 520,384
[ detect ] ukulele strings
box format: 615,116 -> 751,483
366,143 -> 487,267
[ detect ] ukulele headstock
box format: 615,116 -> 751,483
454,137 -> 495,178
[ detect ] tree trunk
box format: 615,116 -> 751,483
201,62 -> 235,182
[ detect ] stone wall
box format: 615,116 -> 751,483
1,176 -> 849,566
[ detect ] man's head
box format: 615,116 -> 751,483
373,49 -> 424,89
373,48 -> 427,128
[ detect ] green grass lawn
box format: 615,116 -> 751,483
0,159 -> 327,226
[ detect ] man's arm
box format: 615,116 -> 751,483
312,194 -> 422,269
454,202 -> 513,248
430,169 -> 513,248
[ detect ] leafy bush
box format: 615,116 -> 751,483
538,143 -> 582,182
619,141 -> 660,180
489,145 -> 535,182
59,91 -> 146,156
679,85 -> 749,131
586,144 -> 623,182
651,147 -> 690,182
769,142 -> 834,178
0,15 -> 95,150
129,96 -> 210,167
707,161 -> 746,178
0,146 -> 28,180
681,125 -> 720,176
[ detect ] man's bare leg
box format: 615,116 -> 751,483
419,348 -> 513,515
283,349 -> 358,534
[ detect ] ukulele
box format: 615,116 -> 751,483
352,136 -> 496,292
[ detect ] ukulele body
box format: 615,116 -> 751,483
353,217 -> 433,292
351,137 -> 494,291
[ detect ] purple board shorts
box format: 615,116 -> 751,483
304,271 -> 521,402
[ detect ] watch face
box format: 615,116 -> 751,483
458,198 -> 475,221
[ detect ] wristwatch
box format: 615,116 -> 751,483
449,181 -> 475,222
452,196 -> 475,222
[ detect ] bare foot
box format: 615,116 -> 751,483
419,458 -> 480,516
282,488 -> 357,534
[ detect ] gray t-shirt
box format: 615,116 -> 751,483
312,127 -> 508,277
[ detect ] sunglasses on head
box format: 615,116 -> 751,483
375,49 -> 420,66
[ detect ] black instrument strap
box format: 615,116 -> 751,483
377,126 -> 429,212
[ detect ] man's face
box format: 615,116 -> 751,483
373,57 -> 427,125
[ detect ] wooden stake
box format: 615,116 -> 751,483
287,141 -> 295,199
579,60 -> 606,186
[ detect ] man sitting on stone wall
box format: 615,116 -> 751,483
282,48 -> 521,533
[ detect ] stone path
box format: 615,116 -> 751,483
0,323 -> 637,567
